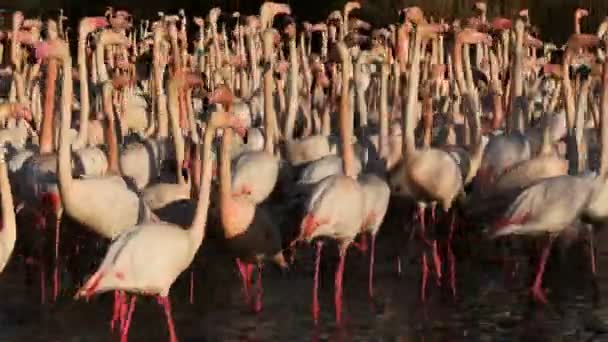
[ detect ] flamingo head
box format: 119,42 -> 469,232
12,103 -> 32,122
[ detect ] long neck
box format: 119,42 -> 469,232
153,29 -> 169,138
572,77 -> 592,173
284,37 -> 299,140
403,31 -> 421,158
354,59 -> 368,133
40,59 -> 58,154
509,26 -> 525,133
75,33 -> 90,148
168,78 -> 186,185
340,54 -> 356,178
562,52 -> 576,133
379,63 -> 389,159
170,34 -> 181,73
219,128 -> 233,215
247,33 -> 260,90
0,159 -> 15,261
188,126 -> 214,251
263,51 -> 275,154
489,52 -> 504,131
185,88 -> 199,143
421,93 -> 433,148
96,40 -> 109,84
58,57 -> 75,207
102,82 -> 119,173
601,60 -> 608,176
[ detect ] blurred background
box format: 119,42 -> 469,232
0,0 -> 606,43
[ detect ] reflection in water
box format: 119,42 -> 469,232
1,209 -> 608,341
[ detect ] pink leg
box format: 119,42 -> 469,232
448,211 -> 457,298
253,264 -> 263,313
119,291 -> 128,332
53,213 -> 60,301
246,264 -> 254,287
40,264 -> 46,305
368,235 -> 376,298
312,241 -> 323,325
396,256 -> 402,277
352,234 -> 369,254
531,235 -> 556,304
421,252 -> 428,302
111,290 -> 121,332
158,296 -> 178,342
432,240 -> 442,285
189,271 -> 194,304
590,232 -> 597,275
334,247 -> 347,325
120,295 -> 137,342
235,259 -> 251,303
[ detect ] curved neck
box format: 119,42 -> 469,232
0,159 -> 15,260
188,125 -> 214,250
40,59 -> 58,154
102,82 -> 119,174
168,78 -> 186,185
58,57 -> 75,206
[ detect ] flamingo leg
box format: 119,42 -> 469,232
589,229 -> 597,275
368,234 -> 376,298
530,235 -> 556,304
40,264 -> 46,305
253,264 -> 264,313
120,295 -> 137,342
111,290 -> 121,332
352,234 -> 368,254
119,291 -> 128,332
421,251 -> 428,302
334,247 -> 347,325
158,296 -> 178,342
432,240 -> 442,285
312,241 -> 323,325
447,211 -> 457,298
235,258 -> 251,303
396,256 -> 402,277
52,211 -> 60,301
189,270 -> 194,304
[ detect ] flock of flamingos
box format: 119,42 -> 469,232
0,1 -> 608,340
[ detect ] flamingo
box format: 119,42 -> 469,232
389,15 -> 463,301
75,109 -> 246,342
209,85 -> 288,313
0,148 -> 16,274
295,41 -> 366,325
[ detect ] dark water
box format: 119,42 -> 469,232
2,203 -> 608,342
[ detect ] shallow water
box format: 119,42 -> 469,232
2,207 -> 608,342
